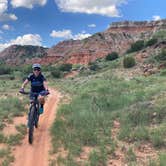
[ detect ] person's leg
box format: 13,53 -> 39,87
38,95 -> 45,114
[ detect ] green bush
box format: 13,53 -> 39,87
123,56 -> 136,68
125,148 -> 136,162
155,49 -> 166,61
21,65 -> 32,74
106,52 -> 119,61
51,70 -> 62,78
145,38 -> 158,47
59,64 -> 72,72
127,40 -> 145,53
0,65 -> 11,75
153,30 -> 166,40
89,62 -> 99,71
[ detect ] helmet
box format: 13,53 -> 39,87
32,63 -> 41,69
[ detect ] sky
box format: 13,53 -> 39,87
0,0 -> 166,51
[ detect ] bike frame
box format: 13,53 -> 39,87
20,90 -> 49,144
28,92 -> 40,144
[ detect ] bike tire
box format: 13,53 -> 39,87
34,105 -> 40,128
28,106 -> 35,144
35,113 -> 39,128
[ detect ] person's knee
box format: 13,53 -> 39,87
38,95 -> 45,105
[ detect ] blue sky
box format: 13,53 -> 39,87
0,0 -> 165,51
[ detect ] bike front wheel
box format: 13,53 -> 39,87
28,106 -> 35,144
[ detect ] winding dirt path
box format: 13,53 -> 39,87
12,89 -> 61,166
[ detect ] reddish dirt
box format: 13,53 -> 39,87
11,89 -> 61,166
3,116 -> 27,136
107,120 -> 158,166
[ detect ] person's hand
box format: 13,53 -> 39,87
19,88 -> 24,94
45,89 -> 50,95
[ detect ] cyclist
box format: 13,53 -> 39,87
19,63 -> 49,114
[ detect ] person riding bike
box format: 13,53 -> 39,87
19,63 -> 49,114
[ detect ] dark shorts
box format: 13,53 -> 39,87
29,90 -> 46,101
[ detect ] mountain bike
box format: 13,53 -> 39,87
20,91 -> 49,144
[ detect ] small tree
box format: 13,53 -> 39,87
127,40 -> 145,53
106,52 -> 119,61
145,38 -> 158,47
123,56 -> 136,68
89,61 -> 99,71
59,64 -> 72,72
0,65 -> 11,75
51,70 -> 61,78
155,49 -> 166,61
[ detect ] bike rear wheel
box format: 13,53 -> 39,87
28,106 -> 35,144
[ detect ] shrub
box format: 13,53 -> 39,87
145,38 -> 158,47
155,49 -> 166,61
153,30 -> 166,40
126,148 -> 136,162
21,65 -> 32,74
51,70 -> 61,78
89,62 -> 99,71
123,56 -> 136,68
127,40 -> 145,53
106,52 -> 119,61
9,75 -> 15,80
59,64 -> 72,72
0,65 -> 11,75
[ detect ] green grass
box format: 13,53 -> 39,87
1,154 -> 15,166
125,147 -> 136,163
15,124 -> 27,136
148,153 -> 166,166
0,148 -> 9,158
6,133 -> 23,146
50,59 -> 166,165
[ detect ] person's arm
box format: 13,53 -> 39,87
21,79 -> 29,89
43,81 -> 48,91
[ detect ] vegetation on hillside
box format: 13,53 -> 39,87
49,57 -> 166,165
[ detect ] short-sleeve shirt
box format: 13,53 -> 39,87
27,73 -> 46,93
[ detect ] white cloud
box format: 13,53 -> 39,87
0,34 -> 42,52
55,0 -> 127,17
73,33 -> 91,40
0,13 -> 18,21
50,29 -> 73,39
11,0 -> 47,8
0,0 -> 18,21
152,15 -> 161,21
50,29 -> 91,40
88,24 -> 96,28
2,24 -> 11,30
0,0 -> 8,14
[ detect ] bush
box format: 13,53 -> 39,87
51,70 -> 61,78
155,49 -> 166,61
123,56 -> 136,68
145,38 -> 158,47
127,40 -> 145,53
59,64 -> 72,72
153,30 -> 166,40
0,65 -> 11,75
106,52 -> 119,61
89,62 -> 99,71
21,65 -> 32,74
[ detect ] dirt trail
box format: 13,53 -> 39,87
12,89 -> 61,166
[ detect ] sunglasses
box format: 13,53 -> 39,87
33,68 -> 41,71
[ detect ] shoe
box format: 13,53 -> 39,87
39,107 -> 44,114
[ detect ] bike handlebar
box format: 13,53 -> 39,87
19,90 -> 49,96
